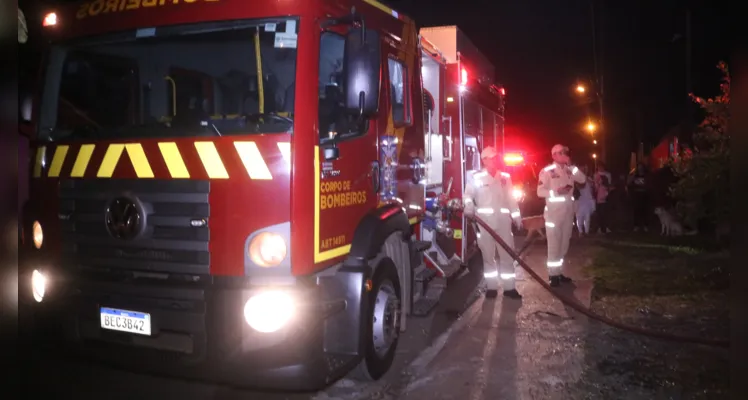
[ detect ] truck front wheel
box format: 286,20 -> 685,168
352,258 -> 401,381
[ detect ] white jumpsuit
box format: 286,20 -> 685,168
575,179 -> 596,234
537,163 -> 586,276
464,170 -> 521,291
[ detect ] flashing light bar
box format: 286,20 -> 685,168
461,68 -> 468,86
43,12 -> 57,27
504,153 -> 524,166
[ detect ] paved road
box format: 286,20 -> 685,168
20,255 -> 486,400
401,239 -> 596,400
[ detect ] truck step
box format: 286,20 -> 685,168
442,259 -> 466,281
412,240 -> 432,253
415,266 -> 438,284
411,283 -> 444,317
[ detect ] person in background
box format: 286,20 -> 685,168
593,162 -> 613,234
627,162 -> 650,232
536,144 -> 586,287
574,165 -> 596,236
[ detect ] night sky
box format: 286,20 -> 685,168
391,0 -> 730,170
20,0 -> 730,172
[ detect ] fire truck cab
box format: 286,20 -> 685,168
21,0 -> 507,390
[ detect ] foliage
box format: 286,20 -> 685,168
668,62 -> 730,228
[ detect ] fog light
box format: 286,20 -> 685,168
32,221 -> 43,249
32,269 -> 46,303
243,291 -> 295,333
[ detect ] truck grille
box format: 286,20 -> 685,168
59,180 -> 210,275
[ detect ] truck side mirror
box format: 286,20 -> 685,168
342,27 -> 380,118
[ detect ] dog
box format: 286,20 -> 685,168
522,215 -> 546,239
653,207 -> 697,236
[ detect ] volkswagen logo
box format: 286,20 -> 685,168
105,197 -> 143,240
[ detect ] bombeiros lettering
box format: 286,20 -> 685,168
76,0 -> 218,19
319,180 -> 367,210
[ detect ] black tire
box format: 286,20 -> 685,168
351,258 -> 402,381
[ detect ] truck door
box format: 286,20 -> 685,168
380,36 -> 425,220
314,31 -> 378,267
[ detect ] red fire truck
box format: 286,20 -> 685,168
21,0 -> 506,390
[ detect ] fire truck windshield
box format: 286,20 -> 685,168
38,19 -> 298,141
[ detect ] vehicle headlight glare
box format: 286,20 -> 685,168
32,220 -> 43,249
32,269 -> 46,303
248,232 -> 287,267
243,291 -> 295,333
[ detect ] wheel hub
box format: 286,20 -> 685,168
371,280 -> 399,358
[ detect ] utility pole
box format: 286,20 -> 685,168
590,0 -> 606,164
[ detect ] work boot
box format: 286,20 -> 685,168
503,289 -> 522,299
559,274 -> 572,283
550,276 -> 560,287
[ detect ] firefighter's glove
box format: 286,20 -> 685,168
513,217 -> 523,230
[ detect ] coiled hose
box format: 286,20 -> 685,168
472,216 -> 730,348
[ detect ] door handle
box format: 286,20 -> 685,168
411,158 -> 425,184
371,161 -> 380,193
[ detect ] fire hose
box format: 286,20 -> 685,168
470,215 -> 730,348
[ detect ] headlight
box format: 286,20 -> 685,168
243,291 -> 295,333
32,269 -> 46,303
248,232 -> 287,267
512,187 -> 524,201
32,220 -> 43,249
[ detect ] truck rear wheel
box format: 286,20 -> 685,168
351,258 -> 401,381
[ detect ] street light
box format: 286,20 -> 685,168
586,121 -> 596,133
592,153 -> 597,159
593,139 -> 597,145
575,84 -> 586,94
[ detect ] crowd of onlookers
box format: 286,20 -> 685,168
572,161 -> 674,235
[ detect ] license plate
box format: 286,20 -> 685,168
100,307 -> 152,336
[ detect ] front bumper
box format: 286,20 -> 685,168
20,267 -> 365,391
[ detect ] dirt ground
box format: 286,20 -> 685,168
573,233 -> 729,399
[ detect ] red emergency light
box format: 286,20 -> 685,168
504,152 -> 524,166
460,68 -> 468,86
500,87 -> 506,96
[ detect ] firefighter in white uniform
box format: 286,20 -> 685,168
537,144 -> 587,286
464,147 -> 523,299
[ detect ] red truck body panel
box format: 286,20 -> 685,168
33,0 -> 425,277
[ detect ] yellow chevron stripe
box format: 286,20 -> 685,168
277,142 -> 291,169
48,145 -> 69,177
124,144 -> 154,178
195,141 -> 229,179
158,142 -> 190,179
71,144 -> 95,177
33,147 -> 46,178
235,141 -> 272,180
97,144 -> 125,178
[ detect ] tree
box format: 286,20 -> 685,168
669,62 -> 729,229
